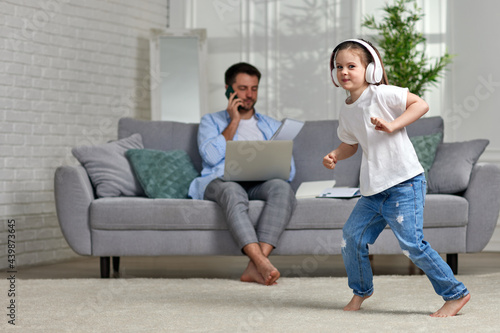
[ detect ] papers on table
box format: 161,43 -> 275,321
296,180 -> 360,199
317,187 -> 361,198
295,180 -> 336,198
271,118 -> 305,141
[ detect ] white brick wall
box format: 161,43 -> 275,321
0,0 -> 167,269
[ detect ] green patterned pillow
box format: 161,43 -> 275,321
409,132 -> 443,180
126,149 -> 199,199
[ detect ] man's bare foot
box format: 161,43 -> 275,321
430,293 -> 471,317
240,258 -> 280,286
241,242 -> 280,285
240,261 -> 266,284
343,294 -> 372,311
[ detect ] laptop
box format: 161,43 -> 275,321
224,140 -> 293,181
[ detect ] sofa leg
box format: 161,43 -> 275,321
100,257 -> 110,278
446,253 -> 458,275
112,256 -> 120,277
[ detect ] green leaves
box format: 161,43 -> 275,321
362,0 -> 454,96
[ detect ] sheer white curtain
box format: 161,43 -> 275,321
171,0 -> 447,120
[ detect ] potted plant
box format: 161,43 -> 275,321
362,0 -> 454,97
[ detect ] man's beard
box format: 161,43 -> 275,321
240,99 -> 256,112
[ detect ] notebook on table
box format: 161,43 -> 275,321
270,118 -> 304,140
295,180 -> 337,198
223,140 -> 293,181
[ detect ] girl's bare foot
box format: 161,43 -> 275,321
344,294 -> 372,311
430,293 -> 471,317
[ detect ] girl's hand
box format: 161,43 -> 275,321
371,92 -> 429,134
371,117 -> 394,133
323,152 -> 338,169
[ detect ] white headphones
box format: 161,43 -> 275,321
331,39 -> 383,86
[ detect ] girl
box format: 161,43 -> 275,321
323,39 -> 470,317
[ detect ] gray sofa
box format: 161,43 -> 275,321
54,116 -> 500,278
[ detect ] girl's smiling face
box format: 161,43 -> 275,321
335,49 -> 370,99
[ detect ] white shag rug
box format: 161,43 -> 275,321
2,273 -> 499,332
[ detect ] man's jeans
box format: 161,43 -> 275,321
341,173 -> 469,301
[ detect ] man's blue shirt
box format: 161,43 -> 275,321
188,109 -> 296,200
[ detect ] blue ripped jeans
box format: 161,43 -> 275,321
341,174 -> 469,301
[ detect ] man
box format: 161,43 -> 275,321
188,62 -> 296,286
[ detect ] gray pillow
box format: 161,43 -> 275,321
427,139 -> 489,194
72,133 -> 145,197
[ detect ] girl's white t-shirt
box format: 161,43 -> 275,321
337,84 -> 424,196
236,115 -> 265,141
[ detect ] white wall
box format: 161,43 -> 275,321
447,0 -> 500,228
0,0 -> 167,269
445,0 -> 500,166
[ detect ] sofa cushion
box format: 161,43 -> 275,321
421,194 -> 468,227
118,118 -> 202,173
291,120 -> 362,191
428,139 -> 489,194
90,198 -> 241,230
126,149 -> 199,199
71,133 -> 145,197
409,132 -> 442,180
288,194 -> 467,229
406,116 -> 444,137
90,194 -> 468,231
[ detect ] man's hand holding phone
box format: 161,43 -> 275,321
225,85 -> 243,121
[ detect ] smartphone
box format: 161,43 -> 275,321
225,85 -> 243,110
225,85 -> 235,99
